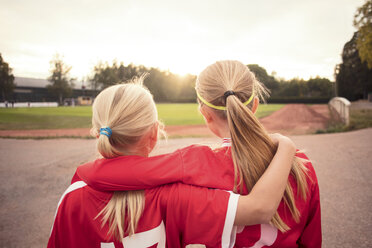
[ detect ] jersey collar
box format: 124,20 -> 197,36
221,138 -> 231,147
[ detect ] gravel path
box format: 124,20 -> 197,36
0,128 -> 371,247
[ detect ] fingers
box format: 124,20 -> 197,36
268,133 -> 282,145
269,133 -> 296,150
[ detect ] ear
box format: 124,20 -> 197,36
251,97 -> 259,114
199,105 -> 213,124
146,122 -> 159,154
150,122 -> 159,143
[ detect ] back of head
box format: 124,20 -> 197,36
92,76 -> 157,240
196,60 -> 309,232
92,76 -> 158,158
196,60 -> 268,110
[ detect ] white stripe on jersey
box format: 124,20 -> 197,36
221,138 -> 231,147
221,192 -> 239,248
51,181 -> 87,234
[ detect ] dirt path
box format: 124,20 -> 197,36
0,104 -> 330,138
260,104 -> 329,135
0,128 -> 371,247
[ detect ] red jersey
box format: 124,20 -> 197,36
77,143 -> 322,248
48,172 -> 239,248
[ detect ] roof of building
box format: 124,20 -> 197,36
14,77 -> 93,90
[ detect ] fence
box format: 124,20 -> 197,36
328,97 -> 351,125
0,102 -> 58,108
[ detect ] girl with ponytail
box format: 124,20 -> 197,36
75,61 -> 321,247
195,60 -> 321,247
48,76 -> 299,248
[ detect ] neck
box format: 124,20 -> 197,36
120,146 -> 150,157
211,120 -> 230,138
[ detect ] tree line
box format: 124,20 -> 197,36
0,53 -> 344,104
90,61 -> 335,103
90,61 -> 197,103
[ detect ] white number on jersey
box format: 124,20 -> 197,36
237,224 -> 278,248
101,221 -> 165,248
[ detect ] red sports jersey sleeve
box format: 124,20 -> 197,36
297,180 -> 321,247
295,152 -> 322,248
77,145 -> 234,191
76,149 -> 184,191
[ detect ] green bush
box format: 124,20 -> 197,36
317,108 -> 372,134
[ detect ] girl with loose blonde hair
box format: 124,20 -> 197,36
91,77 -> 156,239
49,76 -> 300,248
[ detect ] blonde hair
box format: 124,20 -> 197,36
92,76 -> 158,240
196,60 -> 309,232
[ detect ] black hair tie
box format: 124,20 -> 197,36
224,90 -> 235,100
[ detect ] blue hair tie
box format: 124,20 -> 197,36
100,127 -> 112,138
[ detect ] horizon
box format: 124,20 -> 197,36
0,0 -> 364,81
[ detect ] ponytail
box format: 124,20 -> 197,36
196,60 -> 309,232
226,95 -> 308,231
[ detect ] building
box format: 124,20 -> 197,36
6,77 -> 98,104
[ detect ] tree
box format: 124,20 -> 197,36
307,77 -> 334,98
354,0 -> 372,69
247,64 -> 279,93
90,61 -> 140,91
90,62 -> 118,91
47,54 -> 74,105
276,78 -> 306,97
336,32 -> 372,100
90,61 -> 197,102
0,53 -> 15,101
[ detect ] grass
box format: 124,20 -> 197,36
0,104 -> 285,130
156,104 -> 204,126
0,106 -> 92,130
255,104 -> 284,119
316,108 -> 372,134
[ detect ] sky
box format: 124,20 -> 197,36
0,0 -> 365,81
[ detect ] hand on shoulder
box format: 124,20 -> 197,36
269,133 -> 296,154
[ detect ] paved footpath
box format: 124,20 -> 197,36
290,129 -> 372,247
0,129 -> 371,247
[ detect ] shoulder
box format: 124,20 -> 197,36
57,181 -> 111,213
61,181 -> 88,200
177,144 -> 230,161
176,144 -> 224,165
295,151 -> 319,186
177,144 -> 214,156
53,181 -> 88,223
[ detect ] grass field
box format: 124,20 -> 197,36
0,103 -> 285,130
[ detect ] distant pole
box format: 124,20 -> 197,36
333,65 -> 339,97
82,77 -> 86,96
335,80 -> 338,97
